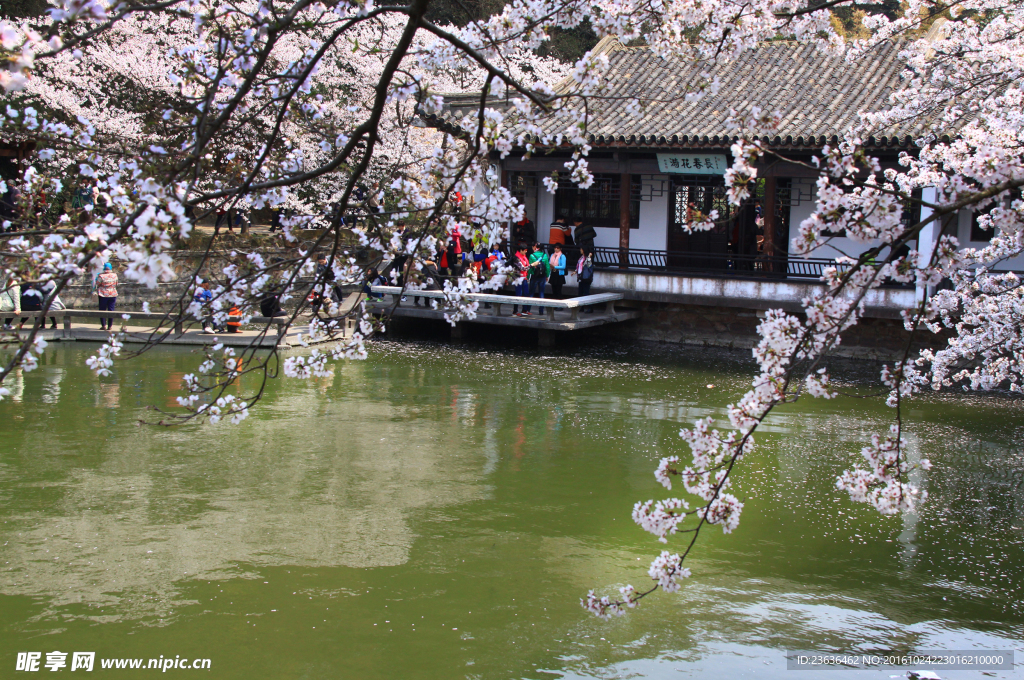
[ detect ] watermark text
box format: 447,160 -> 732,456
16,652 -> 211,672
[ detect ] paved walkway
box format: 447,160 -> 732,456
0,319 -> 349,350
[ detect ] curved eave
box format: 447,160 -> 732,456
419,111 -> 941,152
572,132 -> 928,150
417,111 -> 472,141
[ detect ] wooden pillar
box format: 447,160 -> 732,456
619,173 -> 631,268
538,329 -> 556,347
762,176 -> 777,268
501,166 -> 510,243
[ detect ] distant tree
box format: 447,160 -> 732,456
537,21 -> 599,64
0,0 -> 48,20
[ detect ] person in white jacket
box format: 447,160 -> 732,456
1,276 -> 20,329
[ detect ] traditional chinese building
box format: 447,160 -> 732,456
419,36 -> 1012,352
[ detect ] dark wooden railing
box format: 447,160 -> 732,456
540,244 -> 848,280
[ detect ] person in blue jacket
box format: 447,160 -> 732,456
548,245 -> 567,299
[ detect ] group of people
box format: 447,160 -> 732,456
373,214 -> 598,317
194,280 -> 249,334
505,241 -> 595,316
0,263 -> 115,331
0,278 -> 66,330
511,214 -> 598,253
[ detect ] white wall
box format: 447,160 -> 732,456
955,210 -> 1024,271
537,187 -> 554,233
593,226 -> 619,249
594,268 -> 916,310
634,179 -> 670,250
787,178 -> 891,261
591,175 -> 670,250
787,182 -> 1024,277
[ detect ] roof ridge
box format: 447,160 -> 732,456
615,37 -> 907,52
590,35 -> 626,57
551,35 -> 626,94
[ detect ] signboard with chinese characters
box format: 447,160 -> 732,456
656,154 -> 727,175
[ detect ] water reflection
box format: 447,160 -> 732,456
5,366 -> 24,403
40,367 -> 64,404
0,385 -> 489,622
0,342 -> 1021,679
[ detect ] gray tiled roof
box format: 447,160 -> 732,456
425,37 -> 926,149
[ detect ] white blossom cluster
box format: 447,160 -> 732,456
836,425 -> 930,514
84,335 -> 122,378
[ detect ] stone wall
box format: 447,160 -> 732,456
593,269 -> 913,319
57,282 -> 190,311
591,301 -> 943,361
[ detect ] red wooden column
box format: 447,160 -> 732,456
762,176 -> 777,269
619,173 -> 631,268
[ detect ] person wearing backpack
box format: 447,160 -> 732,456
576,247 -> 595,312
524,242 -> 550,315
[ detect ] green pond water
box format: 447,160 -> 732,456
0,341 -> 1021,679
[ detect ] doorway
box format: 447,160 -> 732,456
667,180 -> 731,269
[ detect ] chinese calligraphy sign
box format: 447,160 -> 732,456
656,154 -> 727,175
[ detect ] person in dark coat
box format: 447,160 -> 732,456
573,219 -> 597,252
512,217 -> 535,249
391,222 -> 408,288
363,266 -> 387,301
310,254 -> 342,314
413,256 -> 444,307
0,183 -> 19,231
19,282 -> 43,329
260,290 -> 286,317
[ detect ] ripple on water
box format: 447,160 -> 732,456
0,341 -> 1021,679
